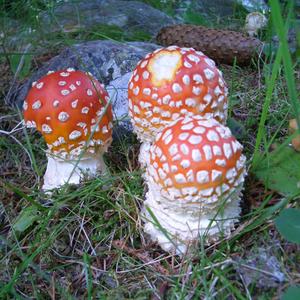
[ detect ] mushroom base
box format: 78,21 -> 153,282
142,185 -> 242,255
42,150 -> 107,190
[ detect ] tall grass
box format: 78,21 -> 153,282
252,0 -> 299,168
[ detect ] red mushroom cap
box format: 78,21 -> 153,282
147,116 -> 246,211
128,46 -> 228,142
23,69 -> 113,157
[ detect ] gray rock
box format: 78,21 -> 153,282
7,40 -> 160,134
234,247 -> 286,288
39,0 -> 177,37
175,0 -> 268,21
174,0 -> 239,22
107,72 -> 133,133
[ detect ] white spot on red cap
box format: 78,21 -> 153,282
58,111 -> 69,122
175,173 -> 186,184
32,100 -> 42,110
180,143 -> 189,155
142,71 -> 149,79
214,86 -> 222,96
36,82 -> 44,89
143,88 -> 151,96
140,60 -> 148,68
77,122 -> 87,128
172,83 -> 182,93
187,54 -> 200,63
204,94 -> 212,103
223,143 -> 232,159
182,74 -> 190,85
212,170 -> 222,182
205,58 -> 215,68
185,98 -> 196,107
184,61 -> 192,68
133,86 -> 139,96
60,72 -> 70,77
69,130 -> 82,140
61,89 -> 70,96
196,171 -> 209,184
192,86 -> 201,96
87,89 -> 93,96
203,145 -> 212,160
81,107 -> 89,114
71,99 -> 78,108
193,126 -> 205,134
207,130 -> 219,142
181,159 -> 190,168
193,74 -> 203,83
204,68 -> 215,80
102,126 -> 108,134
58,81 -> 66,86
168,143 -> 178,156
192,149 -> 202,162
42,124 -> 52,134
23,101 -> 28,111
181,122 -> 194,130
213,145 -> 222,156
26,120 -> 36,128
69,84 -> 76,91
179,132 -> 189,140
53,100 -> 59,107
216,159 -> 226,167
188,135 -> 202,145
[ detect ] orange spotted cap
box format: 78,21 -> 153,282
147,116 -> 246,211
23,69 -> 113,158
128,46 -> 228,142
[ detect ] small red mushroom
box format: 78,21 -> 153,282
128,46 -> 228,167
142,116 -> 246,254
23,69 -> 113,190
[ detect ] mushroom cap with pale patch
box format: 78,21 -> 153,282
146,116 -> 246,212
128,46 -> 228,142
23,69 -> 113,158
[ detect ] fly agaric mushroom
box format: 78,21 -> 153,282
142,116 -> 246,254
128,46 -> 228,167
23,69 -> 113,190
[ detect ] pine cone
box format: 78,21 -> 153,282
156,24 -> 264,66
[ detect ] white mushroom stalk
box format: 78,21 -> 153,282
23,69 -> 113,190
128,46 -> 229,168
142,116 -> 247,254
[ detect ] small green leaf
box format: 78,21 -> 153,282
9,54 -> 32,80
13,206 -> 39,232
275,208 -> 300,244
282,286 -> 300,300
254,147 -> 300,196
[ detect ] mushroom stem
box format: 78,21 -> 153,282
138,141 -> 152,168
142,177 -> 244,255
42,150 -> 107,190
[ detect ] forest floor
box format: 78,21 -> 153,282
0,1 -> 299,299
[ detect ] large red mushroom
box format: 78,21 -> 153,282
143,116 -> 246,254
128,46 -> 228,167
23,69 -> 113,190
